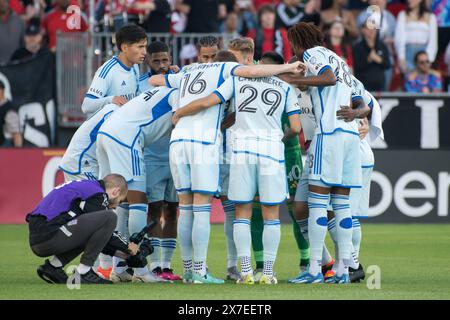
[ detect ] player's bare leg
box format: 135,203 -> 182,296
160,201 -> 182,280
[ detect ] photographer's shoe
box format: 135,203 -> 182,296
133,271 -> 172,283
79,269 -> 113,284
37,259 -> 68,284
110,270 -> 133,283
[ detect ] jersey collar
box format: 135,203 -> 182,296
113,56 -> 132,71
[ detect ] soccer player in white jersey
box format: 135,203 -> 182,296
285,22 -> 370,284
171,52 -> 302,285
81,25 -> 147,117
59,104 -> 118,182
138,41 -> 183,281
80,25 -> 147,278
96,87 -> 179,283
324,81 -> 384,283
150,51 -> 304,284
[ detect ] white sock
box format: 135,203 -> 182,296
233,219 -> 252,275
77,263 -> 91,275
99,253 -> 112,269
263,219 -> 281,276
49,256 -> 62,268
192,204 -> 211,276
115,203 -> 129,238
331,194 -> 353,267
322,244 -> 333,266
178,204 -> 193,273
161,238 -> 177,270
307,191 -> 329,276
328,217 -> 339,261
129,203 -> 149,275
352,218 -> 362,259
149,238 -> 161,271
297,218 -> 309,243
223,200 -> 238,269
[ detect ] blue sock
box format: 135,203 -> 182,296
192,204 -> 211,276
129,203 -> 149,276
263,219 -> 281,276
233,218 -> 252,275
178,204 -> 193,273
223,200 -> 237,269
307,191 -> 329,276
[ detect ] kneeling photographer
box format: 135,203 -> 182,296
26,174 -> 153,285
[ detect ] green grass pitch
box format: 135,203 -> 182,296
1,224 -> 449,300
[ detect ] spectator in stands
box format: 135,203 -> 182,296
357,0 -> 396,91
247,4 -> 292,61
405,50 -> 442,93
275,0 -> 320,29
0,0 -> 25,65
182,0 -> 227,33
394,0 -> 438,73
320,0 -> 359,39
445,42 -> 450,91
10,21 -> 48,62
41,0 -> 89,52
353,20 -> 391,91
431,0 -> 450,57
324,20 -> 353,71
0,80 -> 22,147
234,0 -> 257,36
222,11 -> 241,47
141,0 -> 172,33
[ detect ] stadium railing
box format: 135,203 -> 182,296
56,32 -> 233,127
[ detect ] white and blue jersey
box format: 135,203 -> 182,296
213,75 -> 300,204
138,71 -> 153,93
303,46 -> 357,136
83,56 -> 140,115
59,104 -> 118,180
165,62 -> 240,145
96,87 -> 178,190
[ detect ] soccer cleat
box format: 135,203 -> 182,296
132,271 -> 172,283
79,269 -> 113,284
290,271 -> 324,284
192,272 -> 225,284
96,266 -> 112,280
332,273 -> 350,284
226,266 -> 241,281
236,274 -> 254,285
349,264 -> 365,283
183,270 -> 194,284
324,270 -> 336,283
37,259 -> 68,284
110,270 -> 133,283
160,268 -> 183,281
253,268 -> 263,282
322,259 -> 335,275
259,274 -> 278,285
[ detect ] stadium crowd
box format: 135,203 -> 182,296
1,0 -> 449,90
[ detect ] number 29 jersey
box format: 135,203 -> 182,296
165,62 -> 240,145
303,46 -> 357,136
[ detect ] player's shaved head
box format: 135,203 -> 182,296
288,22 -> 324,58
260,51 -> 284,65
103,174 -> 128,208
213,50 -> 238,63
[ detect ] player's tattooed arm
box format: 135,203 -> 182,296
172,93 -> 222,125
234,61 -> 306,78
337,99 -> 371,122
282,68 -> 337,87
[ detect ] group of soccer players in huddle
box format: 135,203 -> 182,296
59,21 -> 383,285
